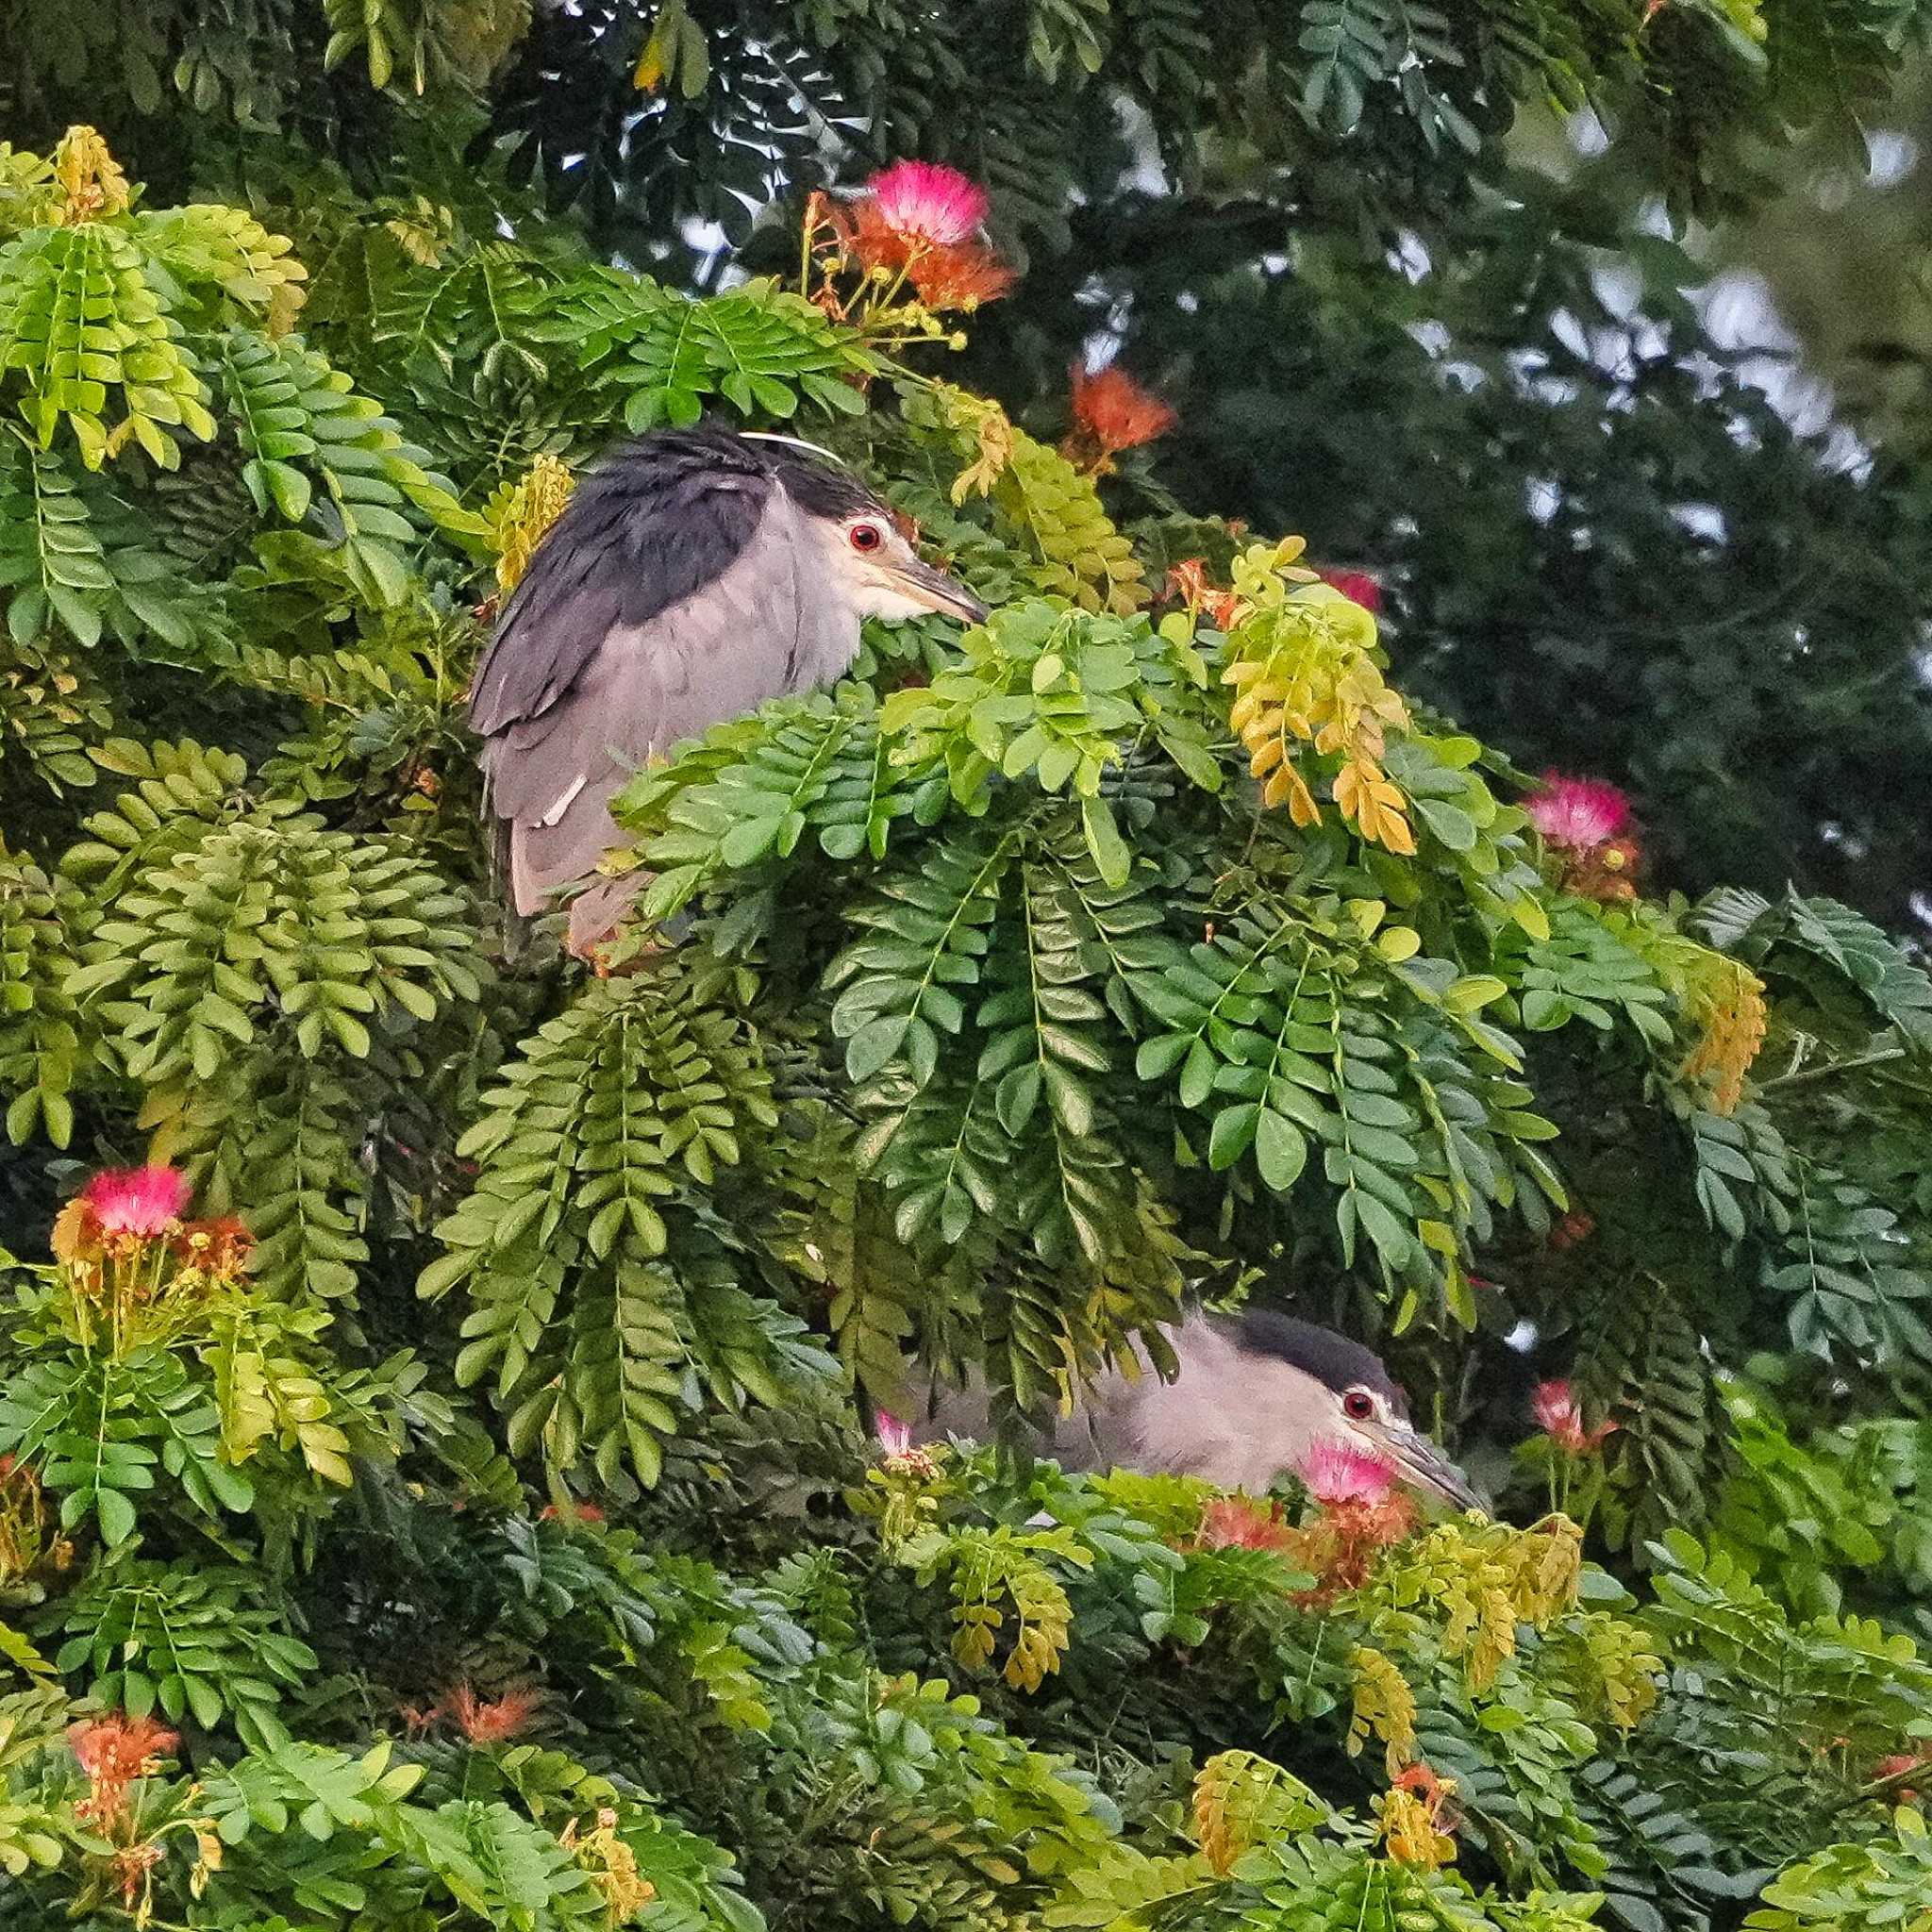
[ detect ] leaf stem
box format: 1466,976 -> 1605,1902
1759,1046 -> 1907,1091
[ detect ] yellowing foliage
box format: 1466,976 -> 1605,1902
1677,954 -> 1769,1115
186,204 -> 310,336
1222,545 -> 1415,854
946,1527 -> 1079,1692
1500,1513 -> 1584,1624
489,454 -> 576,593
1347,1643 -> 1418,1778
1192,1750 -> 1329,1874
905,381 -> 1144,610
997,428 -> 1149,615
927,384 -> 1016,503
857,1444 -> 949,1554
381,196 -> 457,269
631,0 -> 708,97
52,125 -> 130,225
881,1519 -> 1086,1694
1374,1775 -> 1458,1870
1571,1610 -> 1664,1731
561,1807 -> 658,1922
1374,1517 -> 1582,1694
1615,913 -> 1771,1115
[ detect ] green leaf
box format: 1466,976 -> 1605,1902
848,1014 -> 910,1081
95,1485 -> 138,1547
1178,1038 -> 1216,1109
1080,795 -> 1130,888
1255,1109 -> 1308,1191
1208,1102 -> 1258,1170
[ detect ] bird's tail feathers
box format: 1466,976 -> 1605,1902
565,874 -> 646,957
489,816 -> 540,961
506,817 -> 548,926
501,818 -> 664,962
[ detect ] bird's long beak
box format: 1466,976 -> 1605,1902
1358,1418 -> 1487,1514
890,556 -> 990,625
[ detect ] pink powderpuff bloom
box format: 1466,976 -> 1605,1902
69,1714 -> 178,1827
1318,569 -> 1383,612
448,1681 -> 544,1745
866,159 -> 989,246
1303,1439 -> 1396,1507
80,1165 -> 192,1239
1525,774 -> 1632,852
873,1409 -> 940,1479
1532,1379 -> 1616,1454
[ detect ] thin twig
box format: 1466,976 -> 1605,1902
1759,1046 -> 1908,1091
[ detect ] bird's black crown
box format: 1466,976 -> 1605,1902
1231,1309 -> 1407,1411
594,426 -> 885,525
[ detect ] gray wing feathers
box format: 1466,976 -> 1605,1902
470,456 -> 769,740
482,490 -> 860,924
910,1355 -> 1150,1473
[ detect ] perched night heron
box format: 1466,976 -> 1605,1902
911,1308 -> 1484,1510
469,429 -> 989,951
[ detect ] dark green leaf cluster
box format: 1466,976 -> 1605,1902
424,969 -> 816,1485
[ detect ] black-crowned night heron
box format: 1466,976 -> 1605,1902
913,1308 -> 1483,1510
469,429 -> 988,950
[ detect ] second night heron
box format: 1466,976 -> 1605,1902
912,1308 -> 1484,1510
469,429 -> 989,950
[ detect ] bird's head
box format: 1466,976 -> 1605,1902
750,433 -> 989,626
1225,1312 -> 1485,1512
817,503 -> 990,625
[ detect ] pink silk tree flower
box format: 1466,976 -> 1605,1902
79,1165 -> 192,1239
1069,363 -> 1177,456
1524,774 -> 1633,852
866,160 -> 989,246
1317,569 -> 1383,612
1303,1438 -> 1397,1507
1196,1494 -> 1297,1552
1533,1378 -> 1616,1454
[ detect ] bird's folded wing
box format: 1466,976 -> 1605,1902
478,488 -> 853,910
468,450 -> 772,743
911,1357 -> 1148,1473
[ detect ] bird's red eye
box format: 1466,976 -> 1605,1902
1342,1390 -> 1375,1422
849,523 -> 883,552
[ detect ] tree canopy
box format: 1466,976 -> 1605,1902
10,0 -> 1932,929
1,8 -> 1932,1932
